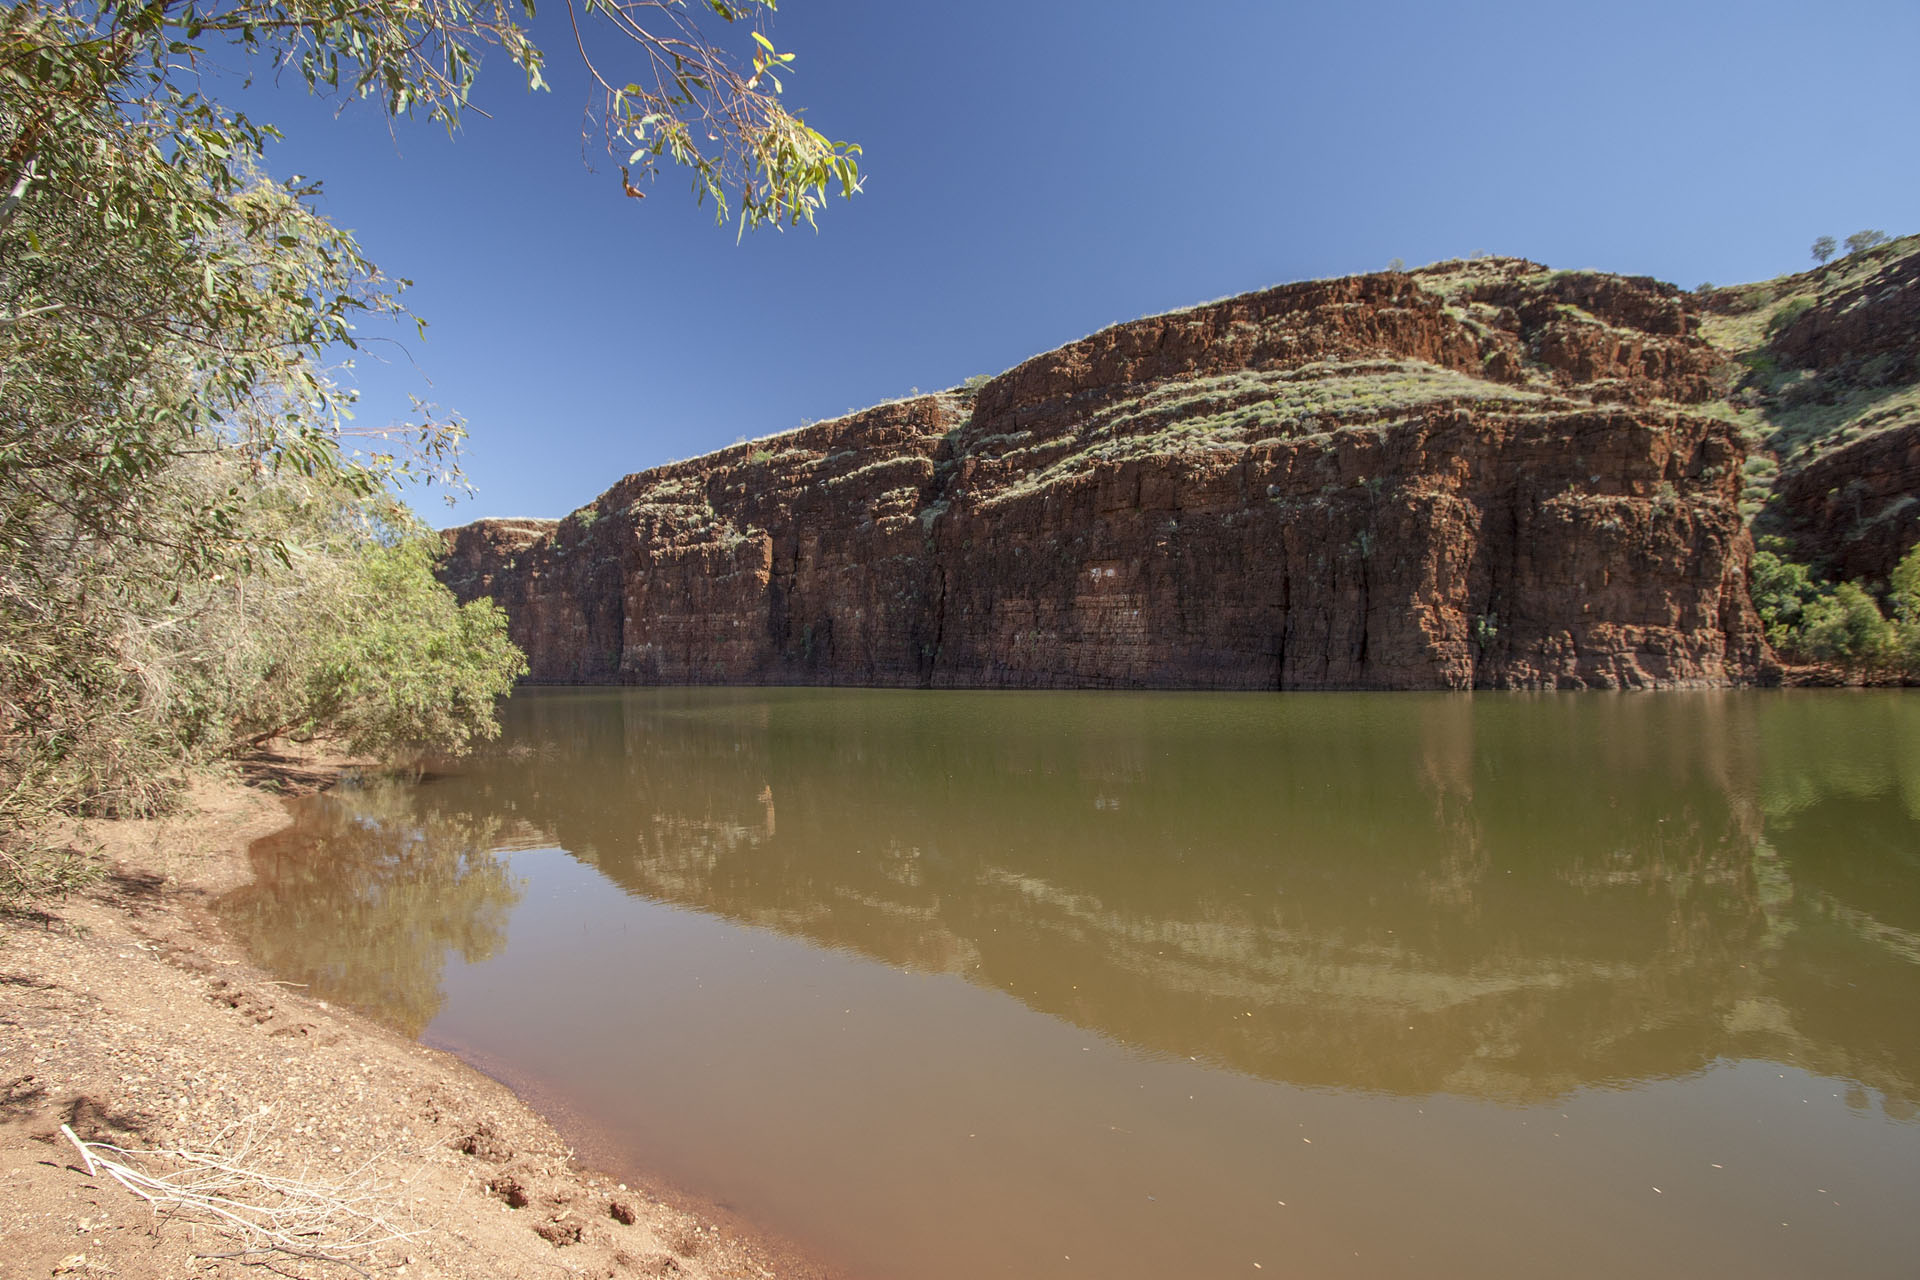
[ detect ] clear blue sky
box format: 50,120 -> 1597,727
237,0 -> 1919,526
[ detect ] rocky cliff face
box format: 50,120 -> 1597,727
1772,423 -> 1920,584
441,261 -> 1771,689
1705,234 -> 1920,584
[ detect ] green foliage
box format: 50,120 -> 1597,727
1796,582 -> 1892,665
1811,236 -> 1836,264
0,454 -> 527,906
1,0 -> 861,907
1890,544 -> 1920,627
1845,229 -> 1891,256
1750,540 -> 1833,647
1472,612 -> 1499,654
232,530 -> 529,760
0,1 -> 645,904
1749,540 -> 1920,673
330,542 -> 525,760
2,0 -> 858,237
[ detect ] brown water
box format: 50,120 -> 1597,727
222,689 -> 1920,1279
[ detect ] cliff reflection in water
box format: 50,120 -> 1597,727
240,689 -> 1920,1109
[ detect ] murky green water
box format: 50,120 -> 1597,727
222,689 -> 1920,1279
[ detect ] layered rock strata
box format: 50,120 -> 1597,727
441,263 -> 1770,689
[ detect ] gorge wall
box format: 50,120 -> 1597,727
440,260 -> 1773,690
1717,237 -> 1920,585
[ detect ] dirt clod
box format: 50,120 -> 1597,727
454,1119 -> 514,1162
488,1175 -> 532,1209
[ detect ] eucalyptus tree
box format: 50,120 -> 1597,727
1,0 -> 862,570
1,0 -> 853,898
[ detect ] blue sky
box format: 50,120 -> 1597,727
237,0 -> 1919,525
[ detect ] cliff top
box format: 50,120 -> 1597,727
446,238 -> 1916,603
517,252 -> 1735,532
1696,232 -> 1920,474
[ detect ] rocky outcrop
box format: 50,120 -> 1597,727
443,262 -> 1771,690
1767,245 -> 1920,383
441,518 -> 555,601
1706,235 -> 1920,582
1772,423 -> 1920,583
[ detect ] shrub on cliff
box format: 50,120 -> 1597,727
1765,296 -> 1816,337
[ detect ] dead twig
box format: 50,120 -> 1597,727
61,1122 -> 422,1266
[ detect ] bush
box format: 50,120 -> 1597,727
1749,541 -> 1826,643
0,463 -> 526,908
290,538 -> 527,759
1751,540 -> 1920,675
1797,582 -> 1894,664
1891,543 -> 1920,626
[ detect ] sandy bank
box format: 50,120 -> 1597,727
0,753 -> 835,1280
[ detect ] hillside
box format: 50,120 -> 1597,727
1698,233 -> 1920,582
437,243 -> 1915,690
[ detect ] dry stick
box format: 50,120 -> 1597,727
62,1124 -> 99,1177
61,1123 -> 423,1264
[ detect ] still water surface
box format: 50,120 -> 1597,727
222,689 -> 1920,1279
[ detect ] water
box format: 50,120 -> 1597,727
221,689 -> 1920,1279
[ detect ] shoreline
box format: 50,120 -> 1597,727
492,660 -> 1900,691
0,750 -> 842,1280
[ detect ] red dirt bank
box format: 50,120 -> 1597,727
0,758 -> 836,1280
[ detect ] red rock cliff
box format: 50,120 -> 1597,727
440,261 -> 1770,690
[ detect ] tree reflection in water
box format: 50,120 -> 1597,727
221,783 -> 524,1036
